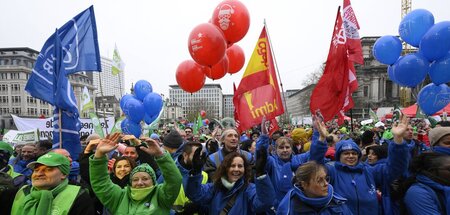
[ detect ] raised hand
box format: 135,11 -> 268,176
139,137 -> 164,157
314,116 -> 329,142
261,116 -> 270,135
94,133 -> 121,158
392,113 -> 410,144
190,147 -> 207,175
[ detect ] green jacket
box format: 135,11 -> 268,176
89,152 -> 182,215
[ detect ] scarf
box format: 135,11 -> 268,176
21,179 -> 69,215
130,186 -> 155,201
221,177 -> 236,190
292,184 -> 334,208
416,174 -> 450,213
434,146 -> 450,156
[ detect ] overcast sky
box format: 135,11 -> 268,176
1,0 -> 449,97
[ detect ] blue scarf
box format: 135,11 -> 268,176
292,184 -> 333,208
434,146 -> 450,156
416,174 -> 450,213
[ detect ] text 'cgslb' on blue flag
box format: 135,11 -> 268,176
25,5 -> 101,105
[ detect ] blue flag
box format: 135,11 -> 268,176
52,108 -> 82,160
25,6 -> 101,104
53,29 -> 79,114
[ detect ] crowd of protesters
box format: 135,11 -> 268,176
0,114 -> 449,215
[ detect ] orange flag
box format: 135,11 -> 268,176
233,26 -> 284,133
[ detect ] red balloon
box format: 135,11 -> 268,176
205,55 -> 229,80
212,0 -> 250,44
188,23 -> 227,67
200,110 -> 207,118
226,44 -> 245,74
176,60 -> 207,93
204,119 -> 210,125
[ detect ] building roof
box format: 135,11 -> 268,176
169,83 -> 222,90
288,84 -> 316,98
0,47 -> 39,54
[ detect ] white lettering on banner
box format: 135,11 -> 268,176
11,115 -> 115,140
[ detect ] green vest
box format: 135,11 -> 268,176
7,164 -> 21,179
11,184 -> 81,215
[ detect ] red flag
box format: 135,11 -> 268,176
310,7 -> 352,123
233,26 -> 284,132
233,82 -> 242,133
343,0 -> 363,65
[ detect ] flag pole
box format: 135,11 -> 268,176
264,19 -> 289,125
59,109 -> 63,148
98,71 -> 109,136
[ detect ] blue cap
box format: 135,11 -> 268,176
335,139 -> 361,160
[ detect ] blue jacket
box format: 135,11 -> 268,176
9,158 -> 33,178
404,174 -> 449,215
277,185 -> 352,215
184,173 -> 276,214
313,139 -> 409,215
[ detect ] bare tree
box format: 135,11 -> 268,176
301,63 -> 325,87
185,98 -> 217,122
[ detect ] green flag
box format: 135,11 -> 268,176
111,116 -> 126,133
193,114 -> 203,135
81,86 -> 94,113
89,112 -> 105,138
112,45 -> 125,75
369,108 -> 379,122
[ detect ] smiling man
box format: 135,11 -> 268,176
10,152 -> 94,215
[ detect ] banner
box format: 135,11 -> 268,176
233,26 -> 284,133
11,114 -> 114,140
89,112 -> 104,138
112,44 -> 125,75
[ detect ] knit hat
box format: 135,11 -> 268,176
130,163 -> 156,184
429,126 -> 450,147
361,130 -> 375,145
163,130 -> 184,149
27,152 -> 70,175
0,141 -> 13,155
335,139 -> 362,160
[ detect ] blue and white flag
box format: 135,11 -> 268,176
25,6 -> 101,104
53,29 -> 79,114
52,108 -> 82,160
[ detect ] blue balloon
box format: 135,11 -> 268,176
143,93 -> 163,117
430,52 -> 450,85
144,114 -> 158,125
121,118 -> 142,138
120,94 -> 135,110
417,83 -> 450,115
387,65 -> 398,83
373,36 -> 403,65
122,98 -> 145,123
134,80 -> 153,101
420,21 -> 450,61
393,53 -> 429,87
399,9 -> 434,47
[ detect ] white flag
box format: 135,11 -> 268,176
81,86 -> 94,112
112,45 -> 125,75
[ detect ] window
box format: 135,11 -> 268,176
11,84 -> 20,91
28,108 -> 37,115
12,108 -> 21,114
11,72 -> 19,79
0,84 -> 7,92
12,96 -> 21,103
0,73 -> 7,80
27,96 -> 36,104
363,86 -> 369,97
0,108 -> 10,115
0,96 -> 8,103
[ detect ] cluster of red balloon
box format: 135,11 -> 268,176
373,9 -> 450,115
200,110 -> 210,125
176,0 -> 249,93
119,80 -> 163,137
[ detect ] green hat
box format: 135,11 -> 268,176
27,152 -> 70,175
0,141 -> 13,155
130,163 -> 156,184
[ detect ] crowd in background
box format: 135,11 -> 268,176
0,115 -> 449,215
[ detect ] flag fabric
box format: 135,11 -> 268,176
111,116 -> 126,133
81,86 -> 94,113
369,108 -> 379,122
233,26 -> 284,133
310,8 -> 352,124
25,6 -> 101,105
343,0 -> 364,65
193,114 -> 203,135
52,108 -> 82,160
112,44 -> 125,75
89,112 -> 105,138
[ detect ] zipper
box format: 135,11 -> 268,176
351,174 -> 360,215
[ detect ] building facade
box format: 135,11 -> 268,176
223,94 -> 234,118
286,84 -> 315,120
169,84 -> 223,121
